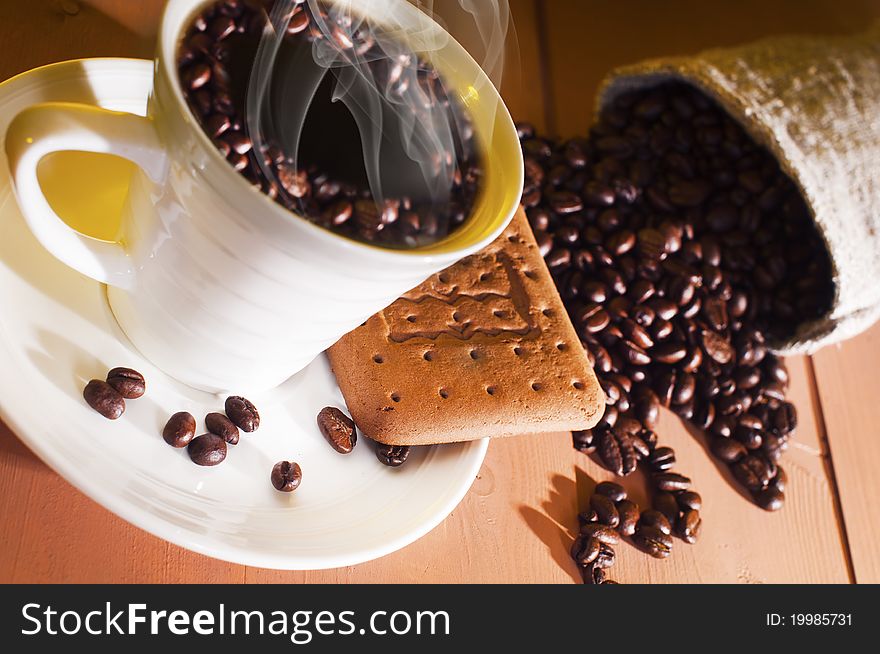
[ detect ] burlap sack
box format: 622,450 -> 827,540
597,24 -> 880,355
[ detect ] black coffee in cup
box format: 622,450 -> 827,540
178,0 -> 482,248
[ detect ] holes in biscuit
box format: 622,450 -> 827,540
556,342 -> 567,351
373,354 -> 384,364
438,272 -> 450,283
406,315 -> 417,323
531,382 -> 543,392
493,309 -> 507,318
486,386 -> 496,396
513,346 -> 522,356
391,392 -> 401,402
572,380 -> 585,390
439,388 -> 449,399
423,351 -> 434,362
479,272 -> 492,282
523,270 -> 537,280
542,308 -> 554,318
452,311 -> 461,322
469,349 -> 479,360
507,234 -> 519,243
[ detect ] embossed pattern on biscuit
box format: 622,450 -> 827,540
385,250 -> 537,342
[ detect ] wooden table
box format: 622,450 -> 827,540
1,0 -> 879,584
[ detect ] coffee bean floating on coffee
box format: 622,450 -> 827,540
271,460 -> 303,492
205,411 -> 240,445
518,82 -> 832,514
225,395 -> 260,432
316,406 -> 357,454
163,411 -> 197,448
188,433 -> 228,466
106,367 -> 146,399
83,379 -> 125,420
177,0 -> 482,249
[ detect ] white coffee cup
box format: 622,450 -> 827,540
3,0 -> 523,393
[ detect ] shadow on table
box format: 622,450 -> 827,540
518,473 -> 581,583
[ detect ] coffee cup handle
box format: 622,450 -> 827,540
4,102 -> 168,290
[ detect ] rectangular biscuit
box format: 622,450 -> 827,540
327,207 -> 603,445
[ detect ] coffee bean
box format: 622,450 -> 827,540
286,7 -> 310,34
634,390 -> 660,428
163,411 -> 196,448
732,455 -> 769,491
654,472 -> 691,491
649,446 -> 676,471
632,524 -> 673,558
317,406 -> 357,454
375,442 -> 410,467
106,367 -> 145,399
225,396 -> 259,432
83,380 -> 124,420
654,492 -> 680,527
672,373 -> 696,405
754,486 -> 785,511
676,508 -> 702,543
571,536 -> 601,566
595,542 -> 616,569
772,401 -> 798,435
701,328 -> 735,364
620,340 -> 651,366
590,493 -> 620,527
187,433 -> 227,466
677,490 -> 702,511
637,228 -> 667,259
579,522 -> 620,545
597,428 -> 638,476
594,481 -> 627,503
271,460 -> 302,492
206,411 -> 240,445
653,342 -> 687,364
616,499 -> 640,536
640,509 -> 672,535
582,562 -> 607,585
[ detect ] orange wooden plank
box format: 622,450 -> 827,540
812,322 -> 880,583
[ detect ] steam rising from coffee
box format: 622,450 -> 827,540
245,0 -> 512,211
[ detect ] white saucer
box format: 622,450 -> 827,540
0,58 -> 488,570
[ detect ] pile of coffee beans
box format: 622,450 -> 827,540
161,394 -> 260,467
178,0 -> 482,248
518,82 -> 834,581
83,367 -> 146,419
572,437 -> 702,583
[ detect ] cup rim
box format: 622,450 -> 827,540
158,0 -> 523,263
